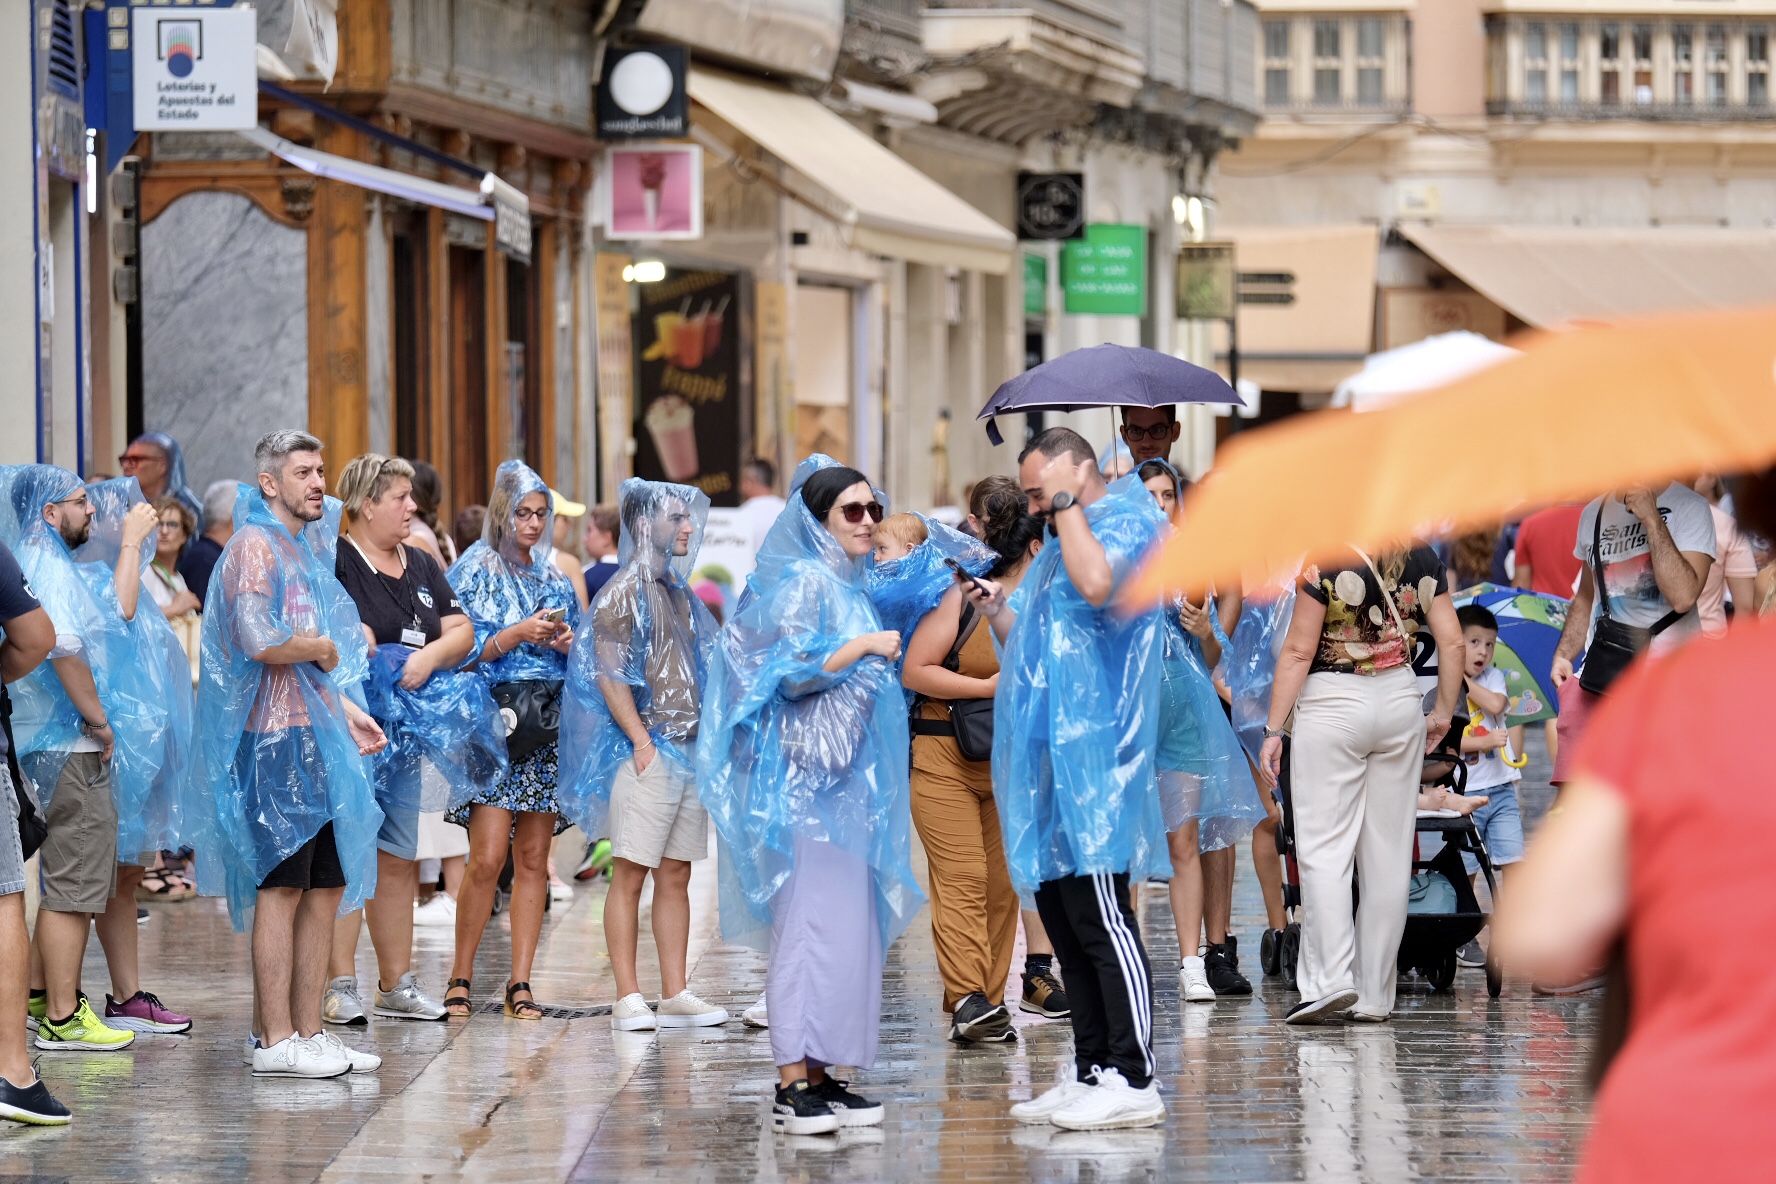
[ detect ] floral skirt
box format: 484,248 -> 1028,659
447,743 -> 570,836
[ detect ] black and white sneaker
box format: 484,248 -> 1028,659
949,992 -> 1012,1043
1456,940 -> 1487,969
1285,988 -> 1360,1026
771,1080 -> 840,1135
1204,942 -> 1252,996
810,1078 -> 885,1128
0,1068 -> 72,1126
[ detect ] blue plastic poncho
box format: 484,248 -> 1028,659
76,477 -> 192,854
1219,587 -> 1295,767
696,455 -> 923,953
446,460 -> 578,690
0,466 -> 174,857
187,483 -> 382,927
993,472 -> 1169,895
1157,600 -> 1264,851
866,515 -> 996,642
559,479 -> 716,840
362,645 -> 508,820
137,431 -> 202,524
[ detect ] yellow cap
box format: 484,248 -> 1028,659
550,488 -> 587,517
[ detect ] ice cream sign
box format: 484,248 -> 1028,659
132,8 -> 258,132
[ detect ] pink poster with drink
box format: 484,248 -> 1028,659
606,144 -> 703,240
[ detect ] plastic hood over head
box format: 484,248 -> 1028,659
0,466 -> 179,855
446,460 -> 578,685
866,514 -> 996,643
992,471 -> 1170,895
695,454 -> 923,953
558,479 -> 715,838
188,482 -> 381,928
138,431 -> 202,523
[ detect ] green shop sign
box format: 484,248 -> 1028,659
1062,223 -> 1147,316
1023,252 -> 1047,317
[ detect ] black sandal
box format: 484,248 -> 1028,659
444,978 -> 473,1018
504,981 -> 543,1021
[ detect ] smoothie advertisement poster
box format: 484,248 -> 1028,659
632,268 -> 744,506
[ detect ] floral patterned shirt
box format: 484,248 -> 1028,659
1300,547 -> 1448,676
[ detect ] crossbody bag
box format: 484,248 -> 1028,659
1578,507 -> 1681,696
908,600 -> 995,763
1,683 -> 47,860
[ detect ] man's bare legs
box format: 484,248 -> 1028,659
93,865 -> 145,1000
0,894 -> 37,1086
651,858 -> 692,999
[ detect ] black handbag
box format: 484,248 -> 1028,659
489,679 -> 563,765
909,601 -> 996,763
1,685 -> 47,861
1578,508 -> 1680,696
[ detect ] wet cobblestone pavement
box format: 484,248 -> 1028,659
4,739 -> 1594,1182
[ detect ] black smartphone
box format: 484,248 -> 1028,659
943,557 -> 989,594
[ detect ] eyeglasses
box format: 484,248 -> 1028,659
1121,423 -> 1174,443
836,501 -> 885,524
117,453 -> 161,467
513,507 -> 549,523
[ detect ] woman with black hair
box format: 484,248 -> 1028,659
698,456 -> 921,1137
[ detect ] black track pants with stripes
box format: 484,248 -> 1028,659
1033,872 -> 1155,1089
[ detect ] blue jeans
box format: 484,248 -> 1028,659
1463,783 -> 1525,873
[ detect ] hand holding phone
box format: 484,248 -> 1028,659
943,557 -> 988,594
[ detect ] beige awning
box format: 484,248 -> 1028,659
1399,224 -> 1776,328
1213,224 -> 1380,393
688,68 -> 1015,275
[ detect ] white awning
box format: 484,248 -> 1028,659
238,125 -> 492,223
687,68 -> 1016,274
1399,224 -> 1776,327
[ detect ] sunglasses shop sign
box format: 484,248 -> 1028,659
131,8 -> 258,131
1062,224 -> 1148,317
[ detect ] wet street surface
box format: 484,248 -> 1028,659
4,742 -> 1593,1182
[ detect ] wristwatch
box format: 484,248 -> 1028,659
1263,726 -> 1289,740
1049,491 -> 1079,515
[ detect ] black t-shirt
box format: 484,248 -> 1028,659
179,535 -> 224,610
334,541 -> 463,647
1299,545 -> 1448,676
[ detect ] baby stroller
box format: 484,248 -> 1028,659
1267,719 -> 1504,1000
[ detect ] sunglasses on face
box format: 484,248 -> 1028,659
118,453 -> 161,467
1121,423 -> 1173,442
836,501 -> 885,525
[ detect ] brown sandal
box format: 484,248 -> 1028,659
444,978 -> 473,1018
503,981 -> 543,1021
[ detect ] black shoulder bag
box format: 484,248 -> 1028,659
1578,507 -> 1681,696
908,600 -> 996,763
1,684 -> 48,861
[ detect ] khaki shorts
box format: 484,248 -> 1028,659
609,753 -> 708,868
38,751 -> 118,914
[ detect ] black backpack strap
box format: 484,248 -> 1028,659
909,598 -> 980,730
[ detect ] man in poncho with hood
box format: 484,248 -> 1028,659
188,430 -> 387,1080
560,478 -> 728,1031
965,426 -> 1169,1133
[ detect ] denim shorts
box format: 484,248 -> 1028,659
0,777 -> 26,897
1463,782 -> 1525,872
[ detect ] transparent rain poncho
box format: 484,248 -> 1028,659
1219,586 -> 1296,767
187,484 -> 382,927
362,644 -> 507,818
695,456 -> 923,953
446,460 -> 578,689
558,479 -> 716,840
137,431 -> 203,523
76,477 -> 192,854
993,472 -> 1169,895
866,515 -> 996,641
1157,598 -> 1264,851
0,466 -> 173,855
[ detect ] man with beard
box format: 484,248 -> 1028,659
190,430 -> 388,1079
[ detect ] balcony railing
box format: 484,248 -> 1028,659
1264,98 -> 1412,118
1488,98 -> 1775,121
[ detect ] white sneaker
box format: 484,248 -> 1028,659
611,992 -> 656,1032
252,1035 -> 349,1079
548,877 -> 574,904
1180,956 -> 1216,1003
412,893 -> 457,928
315,1030 -> 382,1074
655,989 -> 729,1028
1009,1079 -> 1095,1125
1049,1067 -> 1165,1131
742,993 -> 769,1029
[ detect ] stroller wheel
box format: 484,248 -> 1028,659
1426,950 -> 1458,993
1261,928 -> 1283,977
1485,956 -> 1504,999
1281,923 -> 1301,989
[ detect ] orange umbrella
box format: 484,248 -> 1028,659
1125,304 -> 1776,606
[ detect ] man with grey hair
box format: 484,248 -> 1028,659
191,429 -> 389,1079
179,479 -> 239,610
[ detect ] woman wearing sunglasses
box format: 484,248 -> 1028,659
698,456 -> 922,1137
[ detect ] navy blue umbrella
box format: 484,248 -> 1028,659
977,343 -> 1242,445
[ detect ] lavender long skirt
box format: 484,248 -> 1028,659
766,836 -> 883,1070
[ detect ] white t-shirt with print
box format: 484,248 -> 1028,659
1465,666 -> 1520,791
1574,483 -> 1717,657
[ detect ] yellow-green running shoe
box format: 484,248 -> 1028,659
25,991 -> 45,1033
34,995 -> 136,1052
